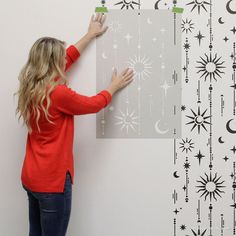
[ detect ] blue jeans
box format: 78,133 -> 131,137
22,171 -> 72,236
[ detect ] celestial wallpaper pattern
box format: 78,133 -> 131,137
96,0 -> 236,235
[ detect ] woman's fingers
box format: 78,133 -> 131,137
123,77 -> 134,87
123,69 -> 134,78
94,13 -> 99,21
124,73 -> 134,81
121,68 -> 130,76
92,13 -> 106,25
126,76 -> 134,82
126,69 -> 134,75
97,13 -> 103,23
101,14 -> 106,25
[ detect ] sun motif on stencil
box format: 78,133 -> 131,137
196,172 -> 226,201
108,21 -> 122,33
196,53 -> 225,82
185,106 -> 211,134
127,55 -> 152,81
186,0 -> 211,14
114,108 -> 139,133
114,0 -> 140,9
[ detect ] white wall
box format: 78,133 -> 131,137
0,0 -> 173,235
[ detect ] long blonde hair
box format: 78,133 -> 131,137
14,37 -> 68,134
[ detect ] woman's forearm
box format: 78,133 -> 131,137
73,33 -> 94,54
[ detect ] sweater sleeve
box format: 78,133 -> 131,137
52,85 -> 112,115
65,45 -> 80,72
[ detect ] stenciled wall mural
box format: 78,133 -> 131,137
96,0 -> 236,235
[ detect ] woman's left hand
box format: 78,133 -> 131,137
87,13 -> 108,39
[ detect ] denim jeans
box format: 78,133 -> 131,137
22,171 -> 72,236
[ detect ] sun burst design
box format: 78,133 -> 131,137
196,53 -> 226,82
186,0 -> 211,14
181,18 -> 194,34
190,228 -> 207,236
127,55 -> 152,81
114,108 -> 139,133
108,21 -> 122,33
185,106 -> 211,134
114,0 -> 140,9
196,172 -> 226,201
179,137 -> 194,153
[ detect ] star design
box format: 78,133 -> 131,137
184,161 -> 191,170
194,30 -> 205,46
223,36 -> 229,42
231,145 -> 236,154
160,80 -> 171,96
181,105 -> 187,111
231,26 -> 236,35
180,224 -> 187,230
223,156 -> 229,162
184,42 -> 190,50
173,208 -> 179,214
124,33 -> 133,44
194,150 -> 205,165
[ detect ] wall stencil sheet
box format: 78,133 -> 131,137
96,9 -> 182,138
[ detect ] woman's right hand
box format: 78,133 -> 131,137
106,68 -> 134,96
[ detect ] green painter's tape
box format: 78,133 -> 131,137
95,7 -> 108,13
172,7 -> 184,13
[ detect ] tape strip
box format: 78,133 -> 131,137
95,7 -> 108,13
172,7 -> 184,13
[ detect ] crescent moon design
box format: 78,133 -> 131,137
218,136 -> 225,143
226,0 -> 236,14
226,119 -> 236,133
154,0 -> 161,10
102,52 -> 108,59
218,17 -> 225,24
154,120 -> 169,134
173,171 -> 180,178
147,17 -> 153,24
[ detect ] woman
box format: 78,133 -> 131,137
14,13 -> 134,236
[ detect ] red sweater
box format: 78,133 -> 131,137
21,45 -> 112,193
